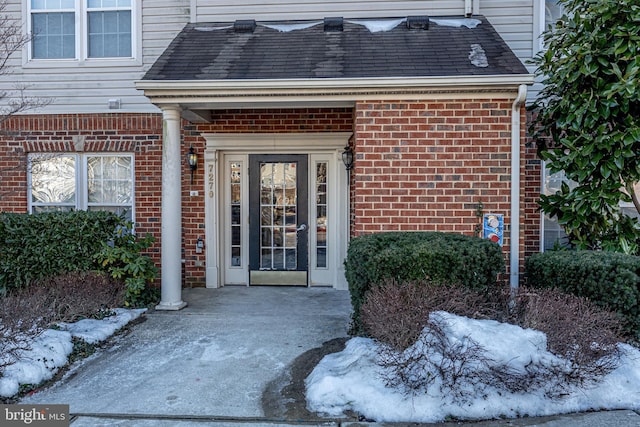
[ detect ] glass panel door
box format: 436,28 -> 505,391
249,155 -> 308,285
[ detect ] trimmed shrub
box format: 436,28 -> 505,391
0,211 -> 123,294
345,231 -> 505,334
525,251 -> 640,338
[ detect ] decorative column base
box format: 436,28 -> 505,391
155,300 -> 188,311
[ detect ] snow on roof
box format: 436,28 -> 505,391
263,21 -> 322,32
346,18 -> 407,33
194,25 -> 232,31
194,17 -> 482,34
469,43 -> 489,67
431,18 -> 481,28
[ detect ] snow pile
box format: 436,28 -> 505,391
57,309 -> 146,344
0,308 -> 146,398
306,312 -> 640,423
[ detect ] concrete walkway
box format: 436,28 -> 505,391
20,286 -> 640,427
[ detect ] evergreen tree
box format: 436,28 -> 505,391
530,0 -> 640,253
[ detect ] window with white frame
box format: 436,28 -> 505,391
542,163 -> 640,250
29,153 -> 134,220
544,0 -> 563,31
30,0 -> 134,60
535,0 -> 565,52
541,164 -> 571,250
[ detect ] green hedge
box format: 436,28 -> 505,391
0,211 -> 124,295
525,251 -> 640,338
345,231 -> 505,334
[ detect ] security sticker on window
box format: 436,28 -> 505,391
483,214 -> 504,246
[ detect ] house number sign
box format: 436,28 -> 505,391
208,164 -> 215,198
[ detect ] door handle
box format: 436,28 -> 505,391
296,223 -> 308,232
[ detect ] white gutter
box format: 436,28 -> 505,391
135,74 -> 534,93
510,84 -> 527,289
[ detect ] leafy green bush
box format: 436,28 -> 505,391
525,251 -> 640,338
345,232 -> 505,334
95,226 -> 158,307
0,211 -> 123,295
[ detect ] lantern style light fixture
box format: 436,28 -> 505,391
186,145 -> 198,184
341,145 -> 354,171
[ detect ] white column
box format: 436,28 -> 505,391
156,105 -> 187,310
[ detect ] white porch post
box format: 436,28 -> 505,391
156,105 -> 187,310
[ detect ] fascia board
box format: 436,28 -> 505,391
135,75 -> 535,100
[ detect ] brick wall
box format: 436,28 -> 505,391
0,113 -> 165,286
353,99 -> 527,280
184,107 -> 354,286
0,105 -> 540,288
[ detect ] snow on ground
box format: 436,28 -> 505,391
0,308 -> 146,398
4,303 -> 640,423
306,311 -> 640,423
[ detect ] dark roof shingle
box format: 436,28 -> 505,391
143,16 -> 529,81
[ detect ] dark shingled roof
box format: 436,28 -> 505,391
143,16 -> 529,81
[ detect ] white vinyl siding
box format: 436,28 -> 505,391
2,0 -> 541,113
0,0 -> 190,113
193,0 -> 467,22
481,0 -> 534,61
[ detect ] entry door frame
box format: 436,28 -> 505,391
201,132 -> 352,290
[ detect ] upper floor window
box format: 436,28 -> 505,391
535,0 -> 565,52
29,153 -> 135,221
544,0 -> 564,31
30,0 -> 133,61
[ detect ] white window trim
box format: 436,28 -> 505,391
534,0 -> 566,54
28,152 -> 135,221
533,0 -> 545,54
23,0 -> 142,68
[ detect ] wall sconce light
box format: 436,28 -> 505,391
341,145 -> 354,171
186,145 -> 198,184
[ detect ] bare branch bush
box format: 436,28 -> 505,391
0,271 -> 125,376
508,287 -> 623,391
360,279 -> 502,351
34,271 -> 125,323
361,281 -> 626,402
0,284 -> 52,372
